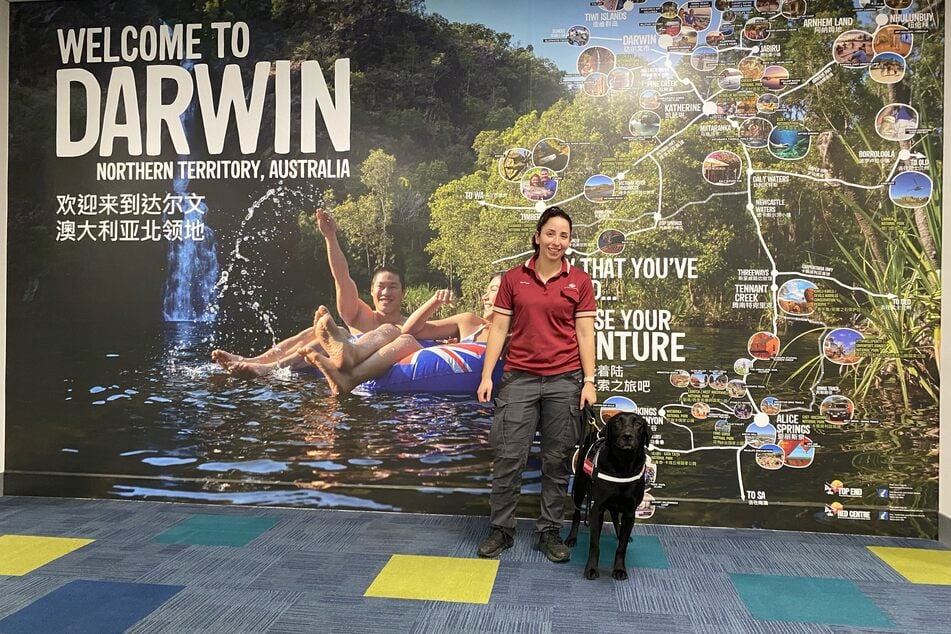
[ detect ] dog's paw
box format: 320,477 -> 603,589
565,536 -> 577,547
612,568 -> 629,581
584,567 -> 600,580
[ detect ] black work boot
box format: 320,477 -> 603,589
537,530 -> 571,563
478,527 -> 514,558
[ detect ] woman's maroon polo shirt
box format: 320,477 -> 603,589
492,257 -> 596,376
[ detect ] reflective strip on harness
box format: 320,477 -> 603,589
581,438 -> 650,484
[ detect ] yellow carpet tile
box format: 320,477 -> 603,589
364,554 -> 499,604
0,535 -> 95,576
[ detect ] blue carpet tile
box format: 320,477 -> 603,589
1,496 -> 949,633
0,579 -> 183,634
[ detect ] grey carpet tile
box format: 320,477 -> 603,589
852,580 -> 951,634
690,613 -> 837,634
24,541 -> 191,581
134,545 -> 294,588
488,561 -> 622,611
125,587 -> 303,634
824,629 -> 905,634
248,550 -> 393,595
551,606 -> 693,634
266,593 -> 426,634
247,514 -> 374,552
448,519 -> 499,558
765,558 -> 903,583
411,601 -> 553,634
331,519 -> 477,556
0,574 -> 72,619
615,569 -> 748,614
824,629 -> 902,634
661,550 -> 905,583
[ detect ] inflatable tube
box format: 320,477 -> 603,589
358,342 -> 503,395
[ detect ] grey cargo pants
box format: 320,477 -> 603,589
489,369 -> 582,536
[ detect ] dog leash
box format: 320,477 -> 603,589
575,404 -> 598,527
580,403 -> 602,438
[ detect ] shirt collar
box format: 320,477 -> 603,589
524,255 -> 570,280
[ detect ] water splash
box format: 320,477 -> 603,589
212,185 -> 311,347
162,58 -> 219,322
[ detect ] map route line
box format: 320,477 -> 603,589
633,112 -> 709,168
736,448 -> 745,500
885,154 -> 904,183
779,61 -> 836,99
770,321 -> 826,414
784,313 -> 833,411
667,59 -> 706,102
664,403 -> 694,410
664,418 -> 696,449
654,445 -> 747,453
705,87 -> 725,103
741,145 -> 780,334
659,89 -> 696,98
657,437 -> 749,500
650,155 -> 663,215
744,382 -> 763,416
621,191 -> 748,239
477,201 -> 537,211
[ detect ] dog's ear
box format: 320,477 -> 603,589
642,419 -> 652,449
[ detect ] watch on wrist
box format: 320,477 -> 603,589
583,376 -> 595,383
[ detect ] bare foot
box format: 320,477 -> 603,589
211,349 -> 244,370
312,305 -> 329,332
313,312 -> 356,369
229,361 -> 273,379
298,347 -> 356,395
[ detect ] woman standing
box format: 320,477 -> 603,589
476,207 -> 597,562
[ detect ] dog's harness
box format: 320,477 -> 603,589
581,438 -> 652,484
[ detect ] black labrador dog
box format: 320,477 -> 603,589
565,412 -> 652,580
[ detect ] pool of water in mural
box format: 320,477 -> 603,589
7,322 -> 936,524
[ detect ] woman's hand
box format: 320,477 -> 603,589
477,378 -> 493,403
431,289 -> 455,308
580,381 -> 597,409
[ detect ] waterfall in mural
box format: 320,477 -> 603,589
162,60 -> 219,322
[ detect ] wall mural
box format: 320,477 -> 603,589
5,0 -> 942,537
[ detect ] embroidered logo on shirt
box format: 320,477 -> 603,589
567,283 -> 577,289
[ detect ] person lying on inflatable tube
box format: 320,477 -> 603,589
298,274 -> 506,395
